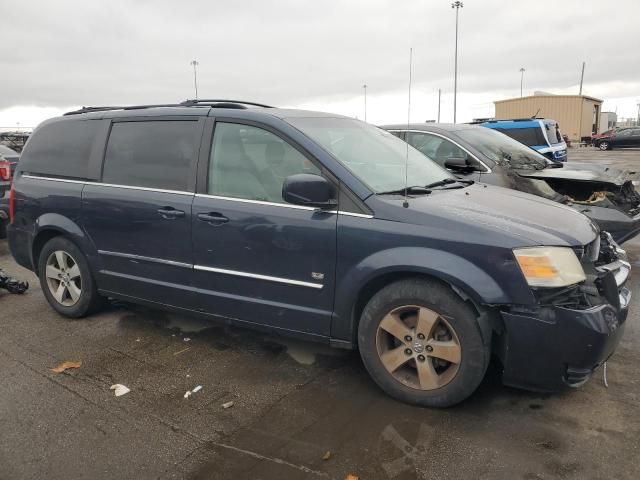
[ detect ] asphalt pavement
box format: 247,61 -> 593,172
1,147 -> 639,480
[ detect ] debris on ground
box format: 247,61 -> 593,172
50,360 -> 82,374
183,337 -> 191,342
110,384 -> 130,397
184,385 -> 203,398
0,269 -> 29,294
344,475 -> 359,480
173,347 -> 191,356
322,451 -> 331,461
222,401 -> 234,409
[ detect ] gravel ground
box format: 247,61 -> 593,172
0,147 -> 639,480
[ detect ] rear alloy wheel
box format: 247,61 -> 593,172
358,278 -> 489,407
38,236 -> 105,318
45,250 -> 82,307
599,141 -> 610,150
376,305 -> 461,390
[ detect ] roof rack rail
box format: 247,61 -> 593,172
180,99 -> 274,108
64,99 -> 273,116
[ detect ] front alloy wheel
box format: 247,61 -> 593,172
376,305 -> 461,390
45,250 -> 82,306
599,141 -> 610,150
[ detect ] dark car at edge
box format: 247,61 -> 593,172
7,100 -> 631,407
383,123 -> 640,244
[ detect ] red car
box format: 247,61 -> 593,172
592,128 -> 640,150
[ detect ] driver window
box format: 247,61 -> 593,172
407,132 -> 468,168
208,122 -> 320,203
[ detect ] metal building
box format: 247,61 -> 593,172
494,93 -> 603,143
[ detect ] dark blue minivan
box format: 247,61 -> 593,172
7,100 -> 631,407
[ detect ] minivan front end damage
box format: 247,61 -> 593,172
497,232 -> 630,392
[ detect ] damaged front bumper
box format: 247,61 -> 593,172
499,233 -> 631,392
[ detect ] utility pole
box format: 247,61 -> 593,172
451,1 -> 463,124
437,88 -> 441,123
363,84 -> 368,122
579,61 -> 585,96
190,60 -> 199,100
519,67 -> 525,97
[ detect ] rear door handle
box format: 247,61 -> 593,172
157,207 -> 186,219
197,212 -> 229,225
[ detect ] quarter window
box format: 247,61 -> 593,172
208,122 -> 320,203
102,121 -> 198,191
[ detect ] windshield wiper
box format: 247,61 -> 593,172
377,185 -> 432,196
424,178 -> 464,189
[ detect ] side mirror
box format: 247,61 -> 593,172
445,157 -> 478,172
282,174 -> 337,209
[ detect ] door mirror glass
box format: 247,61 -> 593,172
282,174 -> 337,209
445,157 -> 477,172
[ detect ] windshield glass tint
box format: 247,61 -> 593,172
286,117 -> 451,192
545,123 -> 562,144
456,128 -> 549,170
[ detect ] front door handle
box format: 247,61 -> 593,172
157,207 -> 186,219
197,212 -> 229,225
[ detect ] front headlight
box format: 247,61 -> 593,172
513,247 -> 586,288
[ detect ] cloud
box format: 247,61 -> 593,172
1,0 -> 639,125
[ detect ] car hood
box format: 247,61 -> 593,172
515,162 -> 631,186
374,184 -> 598,247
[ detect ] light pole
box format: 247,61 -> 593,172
363,84 -> 368,122
451,1 -> 463,124
520,67 -> 525,97
190,60 -> 199,100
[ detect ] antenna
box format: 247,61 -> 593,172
403,47 -> 413,208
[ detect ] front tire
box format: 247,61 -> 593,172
358,278 -> 490,407
38,236 -> 104,318
598,141 -> 610,150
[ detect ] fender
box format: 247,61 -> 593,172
330,246 -> 535,343
31,213 -> 99,271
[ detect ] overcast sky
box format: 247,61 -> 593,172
1,0 -> 639,129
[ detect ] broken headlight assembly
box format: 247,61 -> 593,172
513,247 -> 586,288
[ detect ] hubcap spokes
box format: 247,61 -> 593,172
45,250 -> 82,306
376,306 -> 462,391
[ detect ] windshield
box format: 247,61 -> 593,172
455,127 -> 550,170
287,117 -> 452,192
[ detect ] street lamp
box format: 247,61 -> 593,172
190,60 -> 199,100
520,67 -> 525,97
363,84 -> 368,122
451,1 -> 463,124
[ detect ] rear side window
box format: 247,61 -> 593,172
19,119 -> 99,178
545,123 -> 562,144
498,127 -> 548,147
102,121 -> 198,191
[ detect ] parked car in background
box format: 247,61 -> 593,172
478,118 -> 567,162
8,101 -> 630,407
592,127 -> 640,150
0,145 -> 20,238
382,123 -> 640,244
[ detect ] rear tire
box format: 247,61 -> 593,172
358,278 -> 490,407
37,236 -> 105,318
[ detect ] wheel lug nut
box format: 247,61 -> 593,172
404,335 -> 412,342
404,348 -> 412,356
426,345 -> 433,352
417,333 -> 425,340
418,355 -> 426,362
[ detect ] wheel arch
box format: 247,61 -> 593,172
31,213 -> 95,274
331,247 -> 511,348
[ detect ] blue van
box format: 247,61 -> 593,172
480,119 -> 567,162
6,100 -> 630,407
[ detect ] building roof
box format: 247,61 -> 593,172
495,94 -> 603,104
